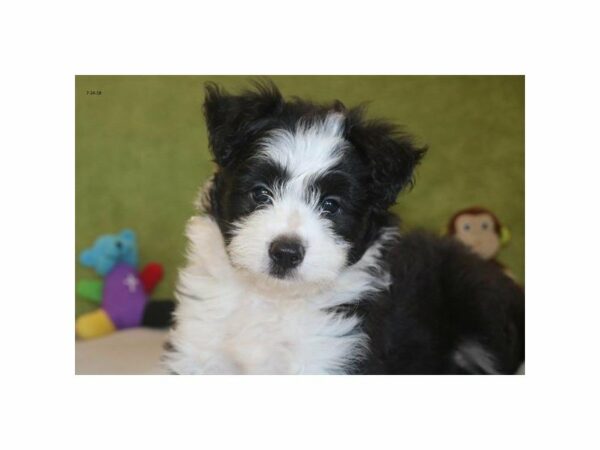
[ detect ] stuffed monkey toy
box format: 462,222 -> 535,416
446,207 -> 515,278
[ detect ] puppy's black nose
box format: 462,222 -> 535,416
269,237 -> 305,270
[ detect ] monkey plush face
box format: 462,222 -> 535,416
451,210 -> 502,260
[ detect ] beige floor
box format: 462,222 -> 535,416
76,328 -> 169,375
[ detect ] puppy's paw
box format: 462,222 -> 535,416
184,215 -> 233,278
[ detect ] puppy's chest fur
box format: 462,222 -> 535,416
164,216 -> 393,375
170,287 -> 364,375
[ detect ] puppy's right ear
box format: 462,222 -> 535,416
203,81 -> 284,167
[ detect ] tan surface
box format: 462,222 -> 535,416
75,328 -> 169,375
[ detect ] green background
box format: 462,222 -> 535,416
75,75 -> 524,317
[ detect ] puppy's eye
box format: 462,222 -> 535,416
251,186 -> 272,205
321,197 -> 340,215
481,222 -> 489,230
463,224 -> 471,231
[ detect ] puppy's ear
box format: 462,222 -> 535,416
346,108 -> 427,211
203,81 -> 284,167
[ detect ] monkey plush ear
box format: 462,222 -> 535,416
346,110 -> 427,212
500,226 -> 511,246
203,81 -> 284,167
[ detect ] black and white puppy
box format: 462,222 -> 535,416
164,81 -> 525,375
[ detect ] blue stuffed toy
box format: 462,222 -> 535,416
79,229 -> 139,276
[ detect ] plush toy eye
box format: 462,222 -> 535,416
463,224 -> 471,231
481,222 -> 489,230
321,197 -> 340,215
251,186 -> 272,205
115,241 -> 123,249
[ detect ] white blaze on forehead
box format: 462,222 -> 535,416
258,113 -> 346,180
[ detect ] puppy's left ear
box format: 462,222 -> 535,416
346,110 -> 427,211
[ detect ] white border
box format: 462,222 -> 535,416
2,1 -> 600,448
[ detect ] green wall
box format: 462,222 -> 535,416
76,75 -> 524,316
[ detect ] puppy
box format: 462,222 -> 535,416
163,81 -> 525,374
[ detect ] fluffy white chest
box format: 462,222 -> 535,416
169,287 -> 364,374
164,216 -> 392,375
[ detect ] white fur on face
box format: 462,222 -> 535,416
259,113 -> 346,180
227,113 -> 350,285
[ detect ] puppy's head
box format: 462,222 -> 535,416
201,81 -> 426,286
